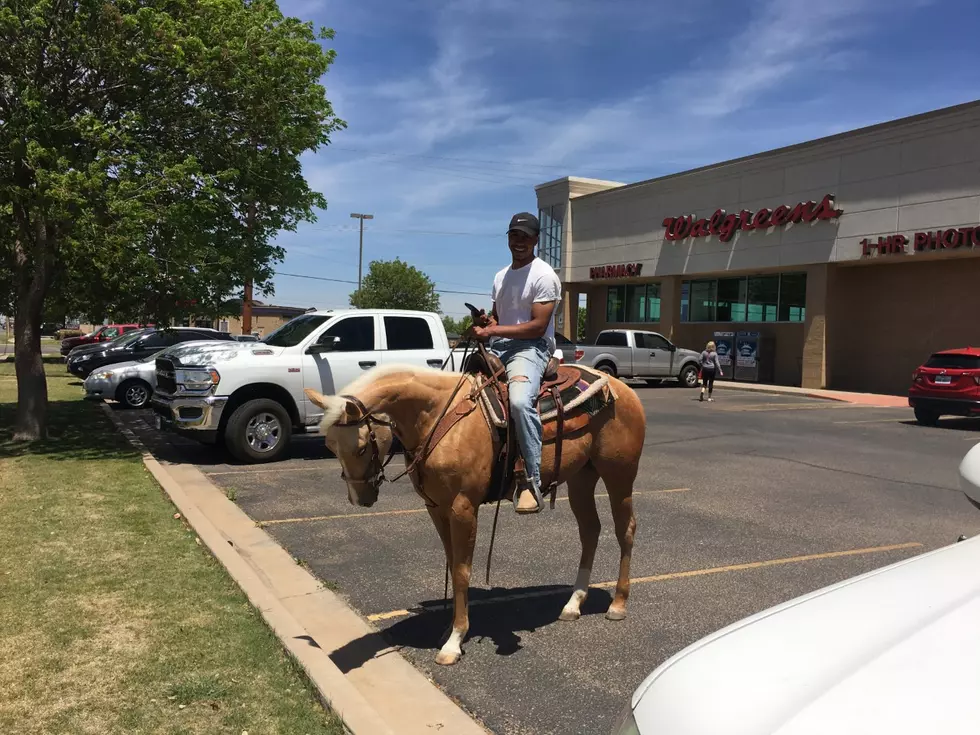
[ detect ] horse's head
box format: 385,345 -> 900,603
305,388 -> 395,507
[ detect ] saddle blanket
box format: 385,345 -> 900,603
476,365 -> 616,430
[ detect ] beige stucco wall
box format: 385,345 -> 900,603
556,101 -> 980,282
829,258 -> 980,395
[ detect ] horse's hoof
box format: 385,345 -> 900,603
559,607 -> 581,622
605,607 -> 627,621
435,650 -> 460,666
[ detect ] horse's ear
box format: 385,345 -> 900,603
307,390 -> 350,430
303,388 -> 333,409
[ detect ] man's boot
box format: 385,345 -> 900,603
512,460 -> 543,514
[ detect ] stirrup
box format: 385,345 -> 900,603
514,476 -> 544,514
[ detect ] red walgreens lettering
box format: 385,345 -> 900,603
770,205 -> 790,227
738,210 -> 756,231
751,208 -> 772,229
708,209 -> 727,235
718,213 -> 739,242
663,194 -> 842,241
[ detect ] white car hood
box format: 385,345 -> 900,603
632,535 -> 980,735
162,340 -> 284,366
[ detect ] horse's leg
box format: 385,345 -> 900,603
602,464 -> 638,621
559,462 -> 601,621
435,492 -> 478,666
426,506 -> 454,645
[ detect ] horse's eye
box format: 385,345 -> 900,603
357,446 -> 367,456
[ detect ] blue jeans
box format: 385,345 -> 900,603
489,337 -> 551,493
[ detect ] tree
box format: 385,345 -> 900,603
441,315 -> 472,337
0,0 -> 344,439
577,306 -> 588,342
349,259 -> 440,312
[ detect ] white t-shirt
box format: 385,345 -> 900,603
491,258 -> 562,353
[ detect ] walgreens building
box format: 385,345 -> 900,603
538,101 -> 980,395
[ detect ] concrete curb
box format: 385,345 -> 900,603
710,381 -> 909,407
711,381 -> 850,403
101,405 -> 488,735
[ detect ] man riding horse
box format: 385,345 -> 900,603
468,212 -> 562,514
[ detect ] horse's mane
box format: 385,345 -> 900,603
320,363 -> 463,431
339,362 -> 461,397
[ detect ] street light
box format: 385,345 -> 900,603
350,213 -> 374,290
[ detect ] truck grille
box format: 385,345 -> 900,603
156,358 -> 177,394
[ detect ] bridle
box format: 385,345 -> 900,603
334,394 -> 400,491
332,366 -> 477,509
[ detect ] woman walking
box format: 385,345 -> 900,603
699,340 -> 723,402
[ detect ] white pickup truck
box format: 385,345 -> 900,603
573,329 -> 703,387
150,309 -> 454,463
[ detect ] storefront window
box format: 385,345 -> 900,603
681,273 -> 807,323
689,280 -> 717,322
606,286 -> 625,323
778,272 -> 807,322
746,275 -> 779,322
607,284 -> 661,323
538,204 -> 564,270
717,278 -> 747,322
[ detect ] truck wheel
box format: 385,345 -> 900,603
913,407 -> 940,427
117,379 -> 152,409
596,362 -> 617,377
224,398 -> 292,463
679,364 -> 699,388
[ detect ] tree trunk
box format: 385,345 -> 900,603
13,292 -> 47,440
12,221 -> 52,441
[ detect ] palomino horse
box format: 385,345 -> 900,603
305,363 -> 646,666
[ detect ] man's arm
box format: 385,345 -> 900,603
476,301 -> 555,340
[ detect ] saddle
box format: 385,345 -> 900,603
459,343 -> 616,505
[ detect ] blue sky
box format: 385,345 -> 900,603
268,0 -> 979,319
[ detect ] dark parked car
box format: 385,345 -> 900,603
65,328 -> 153,362
67,328 -> 234,378
60,323 -> 149,356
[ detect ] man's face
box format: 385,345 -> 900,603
508,229 -> 537,260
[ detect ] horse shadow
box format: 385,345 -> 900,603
326,583 -> 614,674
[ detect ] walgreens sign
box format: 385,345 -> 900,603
662,194 -> 843,243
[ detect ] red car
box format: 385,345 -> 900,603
60,323 -> 149,356
908,347 -> 980,426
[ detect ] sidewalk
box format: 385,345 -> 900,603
712,380 -> 910,408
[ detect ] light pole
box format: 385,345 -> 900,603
350,213 -> 374,290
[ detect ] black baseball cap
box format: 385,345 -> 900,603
508,212 -> 540,237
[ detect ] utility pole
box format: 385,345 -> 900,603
242,202 -> 257,335
350,212 -> 374,290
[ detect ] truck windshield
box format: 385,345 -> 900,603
262,315 -> 330,347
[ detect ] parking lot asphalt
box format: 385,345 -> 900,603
117,384 -> 980,735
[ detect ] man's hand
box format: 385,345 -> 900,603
472,309 -> 494,328
466,325 -> 492,342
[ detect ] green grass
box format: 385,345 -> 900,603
0,366 -> 345,734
